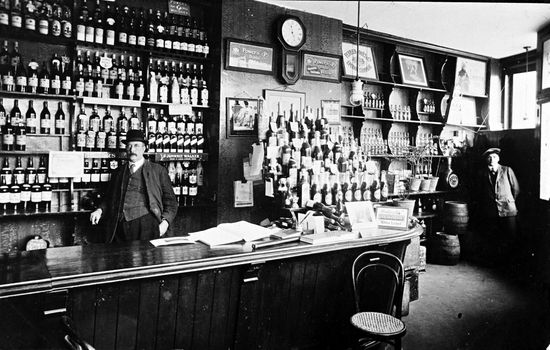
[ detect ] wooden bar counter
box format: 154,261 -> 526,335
0,225 -> 421,350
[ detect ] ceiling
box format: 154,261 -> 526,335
258,1 -> 550,58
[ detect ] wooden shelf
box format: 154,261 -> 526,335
75,41 -> 209,63
77,97 -> 142,108
343,77 -> 449,93
445,122 -> 486,129
0,90 -> 75,101
142,101 -> 209,109
342,115 -> 444,126
0,28 -> 74,46
0,209 -> 92,218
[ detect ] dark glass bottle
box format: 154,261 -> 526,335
40,101 -> 51,134
27,58 -> 39,94
54,101 -> 65,135
38,60 -> 50,94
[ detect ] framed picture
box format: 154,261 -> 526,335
227,97 -> 259,137
541,36 -> 550,97
263,89 -> 306,121
454,57 -> 487,97
321,100 -> 341,124
341,42 -> 378,80
345,201 -> 377,233
301,51 -> 341,83
398,53 -> 428,87
225,38 -> 274,75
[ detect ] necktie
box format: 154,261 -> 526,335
129,163 -> 135,174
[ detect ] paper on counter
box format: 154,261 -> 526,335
150,236 -> 197,247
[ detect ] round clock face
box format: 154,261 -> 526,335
281,18 -> 305,48
447,173 -> 459,189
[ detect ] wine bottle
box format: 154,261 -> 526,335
104,3 -> 115,46
118,6 -> 129,46
40,101 -> 51,134
54,101 -> 65,135
51,3 -> 62,37
38,60 -> 50,94
20,172 -> 30,212
127,8 -> 137,46
27,57 -> 39,93
0,98 -> 6,129
38,5 -> 49,35
0,176 -> 10,214
61,5 -> 72,39
0,158 -> 12,185
26,156 -> 36,185
9,176 -> 21,214
36,156 -> 47,184
23,1 -> 36,31
61,60 -> 72,96
50,53 -> 61,95
14,50 -> 26,93
76,1 -> 87,41
10,0 -> 22,29
41,176 -> 52,212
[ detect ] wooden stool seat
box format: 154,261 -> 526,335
351,311 -> 406,337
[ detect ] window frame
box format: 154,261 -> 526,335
501,50 -> 537,129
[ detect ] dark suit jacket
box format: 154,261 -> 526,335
99,160 -> 178,243
477,165 -> 520,218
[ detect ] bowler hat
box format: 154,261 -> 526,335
482,147 -> 500,158
123,130 -> 147,144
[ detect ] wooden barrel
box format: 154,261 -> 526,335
430,232 -> 461,265
443,201 -> 469,235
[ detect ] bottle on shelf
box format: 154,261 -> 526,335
27,58 -> 39,94
0,98 -> 5,128
3,104 -> 15,150
38,60 -> 50,94
30,178 -> 42,213
117,107 -> 128,150
51,2 -> 62,37
61,4 -> 72,39
41,176 -> 52,212
36,155 -> 46,184
26,156 -> 36,185
54,102 -> 65,135
40,101 -> 51,135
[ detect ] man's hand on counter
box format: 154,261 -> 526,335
159,219 -> 169,237
90,209 -> 102,225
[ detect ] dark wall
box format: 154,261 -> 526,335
217,0 -> 342,224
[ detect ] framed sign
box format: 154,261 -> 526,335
225,38 -> 274,75
227,97 -> 259,137
376,206 -> 409,230
301,51 -> 341,83
542,38 -> 550,93
342,42 -> 378,80
321,100 -> 340,124
345,201 -> 377,231
398,53 -> 428,87
263,89 -> 306,121
454,57 -> 487,97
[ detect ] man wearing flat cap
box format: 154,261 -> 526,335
476,147 -> 520,262
90,130 -> 178,242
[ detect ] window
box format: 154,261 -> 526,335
511,71 -> 537,129
502,50 -> 537,129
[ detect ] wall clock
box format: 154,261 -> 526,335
276,15 -> 306,85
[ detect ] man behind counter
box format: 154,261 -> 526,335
90,130 -> 178,242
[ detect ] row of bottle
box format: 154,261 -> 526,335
148,60 -> 208,106
389,105 -> 412,120
364,91 -> 385,109
0,42 -> 72,95
0,155 -> 51,213
360,124 -> 439,156
75,1 -> 209,57
74,105 -> 138,152
146,109 -> 205,154
1,99 -> 66,151
74,50 -> 144,100
167,161 -> 203,207
0,0 -> 73,38
0,0 -> 210,58
273,168 -> 394,210
420,98 -> 436,114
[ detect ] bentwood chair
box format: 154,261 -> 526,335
61,316 -> 95,350
350,251 -> 406,350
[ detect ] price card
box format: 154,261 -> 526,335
99,56 -> 113,69
48,152 -> 84,178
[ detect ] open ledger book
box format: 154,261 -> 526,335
188,221 -> 273,247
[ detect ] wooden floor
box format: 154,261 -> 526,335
403,261 -> 550,350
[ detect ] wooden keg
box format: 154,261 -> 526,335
443,201 -> 469,235
430,232 -> 461,265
